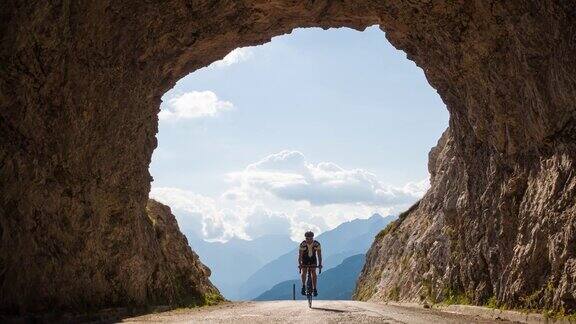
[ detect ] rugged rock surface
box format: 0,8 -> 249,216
144,199 -> 221,306
356,128 -> 576,313
1,0 -> 575,315
0,194 -> 220,314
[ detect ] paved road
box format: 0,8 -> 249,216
123,300 -> 512,323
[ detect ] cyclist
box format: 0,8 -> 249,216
298,231 -> 322,296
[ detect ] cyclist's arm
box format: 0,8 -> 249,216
298,249 -> 303,266
317,249 -> 322,267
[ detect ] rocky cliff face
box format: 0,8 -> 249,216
145,199 -> 221,306
0,194 -> 220,314
356,127 -> 576,313
1,0 -> 575,315
353,1 -> 576,314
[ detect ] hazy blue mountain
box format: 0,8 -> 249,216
238,214 -> 395,300
189,234 -> 295,300
254,254 -> 366,300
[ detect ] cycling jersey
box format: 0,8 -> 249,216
300,240 -> 321,265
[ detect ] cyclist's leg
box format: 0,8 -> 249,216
307,268 -> 313,290
311,255 -> 318,290
302,255 -> 312,293
301,259 -> 309,295
311,268 -> 318,289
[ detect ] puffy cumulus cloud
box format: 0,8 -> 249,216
150,187 -> 246,242
159,91 -> 233,121
243,207 -> 292,239
227,150 -> 429,207
211,47 -> 253,68
293,208 -> 329,232
150,152 -> 428,242
289,221 -> 323,243
247,150 -> 308,173
288,209 -> 328,240
150,187 -> 308,241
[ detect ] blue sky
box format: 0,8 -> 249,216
149,25 -> 448,242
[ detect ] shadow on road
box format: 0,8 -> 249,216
311,307 -> 347,313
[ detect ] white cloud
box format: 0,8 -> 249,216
159,90 -> 233,121
244,207 -> 292,239
150,187 -> 299,241
150,152 -> 428,242
150,187 -> 246,241
211,48 -> 253,68
226,150 -> 429,206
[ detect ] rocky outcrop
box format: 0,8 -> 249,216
356,127 -> 576,313
0,194 -> 220,314
1,0 -> 575,316
144,199 -> 221,306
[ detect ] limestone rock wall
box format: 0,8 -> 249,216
355,128 -> 576,313
145,199 -> 220,306
1,0 -> 575,315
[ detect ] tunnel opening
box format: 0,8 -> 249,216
1,0 -> 575,316
148,25 -> 448,300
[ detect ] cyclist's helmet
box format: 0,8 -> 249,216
305,231 -> 314,238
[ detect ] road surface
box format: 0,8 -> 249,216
123,300 -> 514,323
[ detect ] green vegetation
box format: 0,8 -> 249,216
484,296 -> 498,309
520,288 -> 541,310
417,284 -> 473,307
202,292 -> 225,306
354,267 -> 380,301
541,307 -> 576,321
375,220 -> 398,240
442,293 -> 470,305
175,291 -> 225,309
440,288 -> 471,306
419,279 -> 435,304
553,309 -> 576,321
480,293 -> 576,321
354,258 -> 388,302
512,279 -> 576,320
387,286 -> 400,301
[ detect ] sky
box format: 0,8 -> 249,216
149,25 -> 448,242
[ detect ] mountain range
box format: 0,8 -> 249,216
237,214 -> 395,300
254,254 -> 366,300
189,234 -> 295,300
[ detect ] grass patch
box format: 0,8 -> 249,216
375,221 -> 399,241
202,292 -> 225,306
481,293 -> 576,321
173,288 -> 225,309
541,306 -> 576,321
485,296 -> 498,309
441,290 -> 471,306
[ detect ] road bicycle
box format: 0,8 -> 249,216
299,265 -> 322,308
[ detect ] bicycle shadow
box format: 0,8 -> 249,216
310,307 -> 347,313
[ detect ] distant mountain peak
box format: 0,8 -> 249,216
253,234 -> 295,241
238,214 -> 396,300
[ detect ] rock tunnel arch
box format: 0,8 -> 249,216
1,0 -> 575,315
